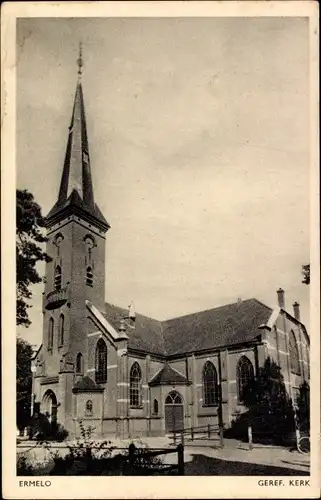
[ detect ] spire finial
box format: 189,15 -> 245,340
77,41 -> 83,77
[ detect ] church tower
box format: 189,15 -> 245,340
36,45 -> 110,430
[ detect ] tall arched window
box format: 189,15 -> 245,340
202,361 -> 219,406
48,318 -> 54,351
130,362 -> 142,408
95,339 -> 107,384
76,353 -> 83,375
84,235 -> 95,264
153,399 -> 159,415
58,314 -> 64,346
54,233 -> 64,257
289,331 -> 301,375
54,265 -> 62,290
86,267 -> 93,287
237,356 -> 254,403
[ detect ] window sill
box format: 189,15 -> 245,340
130,406 -> 144,410
202,404 -> 219,408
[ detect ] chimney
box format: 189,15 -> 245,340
293,302 -> 300,321
277,288 -> 285,308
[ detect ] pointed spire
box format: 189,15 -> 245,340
46,45 -> 109,232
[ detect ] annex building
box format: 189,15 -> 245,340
32,53 -> 310,439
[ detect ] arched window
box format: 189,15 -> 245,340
84,235 -> 95,264
289,331 -> 301,375
130,362 -> 142,408
165,391 -> 183,405
76,353 -> 83,375
202,361 -> 219,406
237,356 -> 254,403
58,314 -> 64,346
85,400 -> 93,416
54,233 -> 64,257
153,399 -> 159,415
95,339 -> 107,384
48,318 -> 54,351
86,267 -> 93,287
54,265 -> 62,290
306,346 -> 310,379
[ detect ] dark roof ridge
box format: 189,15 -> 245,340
163,297 -> 267,323
106,297 -> 272,325
149,362 -> 189,386
250,298 -> 273,313
167,362 -> 186,377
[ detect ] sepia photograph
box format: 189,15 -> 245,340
1,1 -> 319,498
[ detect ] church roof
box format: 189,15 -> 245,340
103,298 -> 272,357
149,364 -> 190,386
162,298 -> 272,356
72,376 -> 104,392
46,52 -> 109,231
103,303 -> 166,355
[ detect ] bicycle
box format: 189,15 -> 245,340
297,434 -> 310,454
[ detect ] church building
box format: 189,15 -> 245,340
31,50 -> 310,439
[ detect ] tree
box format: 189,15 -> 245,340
16,189 -> 51,327
228,357 -> 295,444
302,264 -> 310,285
17,337 -> 34,430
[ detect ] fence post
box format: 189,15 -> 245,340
128,443 -> 136,472
177,444 -> 185,475
219,424 -> 224,448
248,425 -> 253,451
191,426 -> 194,441
208,424 -> 211,438
181,432 -> 184,446
295,428 -> 301,450
86,446 -> 92,473
173,431 -> 176,446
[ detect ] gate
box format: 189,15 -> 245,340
165,391 -> 184,433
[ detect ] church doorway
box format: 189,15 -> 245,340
42,390 -> 58,426
164,391 -> 184,433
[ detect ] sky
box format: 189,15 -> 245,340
16,17 -> 310,347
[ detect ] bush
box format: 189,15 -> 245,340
50,420 -> 115,475
17,455 -> 34,476
20,422 -> 169,476
16,454 -> 53,476
28,413 -> 69,442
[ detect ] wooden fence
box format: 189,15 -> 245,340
171,424 -> 224,448
126,443 -> 184,475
